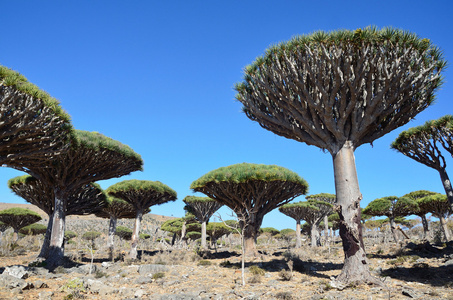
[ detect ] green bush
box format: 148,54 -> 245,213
82,231 -> 101,241
249,265 -> 265,276
115,226 -> 132,240
19,223 -> 47,235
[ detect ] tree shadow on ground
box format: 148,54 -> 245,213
217,252 -> 342,280
381,264 -> 453,287
368,241 -> 451,260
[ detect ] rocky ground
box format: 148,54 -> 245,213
0,240 -> 452,300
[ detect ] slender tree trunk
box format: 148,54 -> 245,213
439,168 -> 453,211
46,189 -> 67,269
130,209 -> 143,260
389,216 -> 399,243
419,214 -> 429,240
324,215 -> 329,245
295,219 -> 301,248
332,142 -> 375,285
108,216 -> 117,261
12,229 -> 19,243
201,221 -> 207,250
439,215 -> 452,242
38,214 -> 53,259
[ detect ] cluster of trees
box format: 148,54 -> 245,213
2,27 -> 450,286
363,191 -> 452,243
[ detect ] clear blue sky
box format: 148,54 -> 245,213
1,1 -> 452,230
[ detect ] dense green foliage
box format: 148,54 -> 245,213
236,27 -> 445,108
259,227 -> 280,236
64,231 -> 77,240
19,223 -> 47,235
82,231 -> 102,241
115,226 -> 133,240
74,130 -> 143,163
107,179 -> 176,198
0,65 -> 71,123
0,207 -> 41,218
190,163 -> 308,190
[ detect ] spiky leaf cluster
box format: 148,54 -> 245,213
418,193 -> 451,219
183,196 -> 223,223
0,65 -> 72,168
95,196 -> 140,219
19,223 -> 47,235
0,207 -> 42,232
107,180 -> 177,211
363,196 -> 417,218
82,231 -> 102,241
391,116 -> 453,171
206,222 -> 232,240
403,190 -> 438,215
8,175 -> 108,216
115,226 -> 133,240
191,163 -> 308,226
280,199 -> 332,225
235,27 -> 445,153
29,130 -> 143,195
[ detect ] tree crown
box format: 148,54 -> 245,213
190,163 -> 308,190
106,179 -> 177,198
74,130 -> 143,166
0,207 -> 41,218
0,65 -> 71,124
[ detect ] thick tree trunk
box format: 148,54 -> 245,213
242,220 -> 260,256
439,215 -> 452,242
419,214 -> 429,240
201,221 -> 207,250
46,189 -> 67,269
295,219 -> 302,248
332,142 -> 376,285
130,209 -> 143,260
310,224 -> 320,247
108,216 -> 117,261
389,217 -> 399,243
38,214 -> 53,259
12,229 -> 19,243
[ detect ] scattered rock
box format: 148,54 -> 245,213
402,287 -> 419,298
38,291 -> 53,300
138,264 -> 169,275
443,259 -> 453,266
135,276 -> 153,284
3,266 -> 29,279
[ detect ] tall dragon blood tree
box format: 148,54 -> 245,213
106,180 -> 177,260
0,65 -> 72,169
183,196 -> 223,250
234,27 -> 445,284
25,130 -> 143,268
8,175 -> 108,258
191,163 -> 308,256
95,196 -> 149,261
392,115 -> 453,211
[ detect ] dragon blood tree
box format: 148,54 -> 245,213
0,65 -> 72,169
106,180 -> 177,259
8,174 -> 108,258
363,196 -> 417,243
95,196 -> 149,261
191,163 -> 308,256
234,27 -> 445,284
392,115 -> 453,211
183,196 -> 223,250
280,198 -> 333,248
23,130 -> 142,268
403,190 -> 438,240
0,208 -> 42,242
418,193 -> 452,241
307,193 -> 336,245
